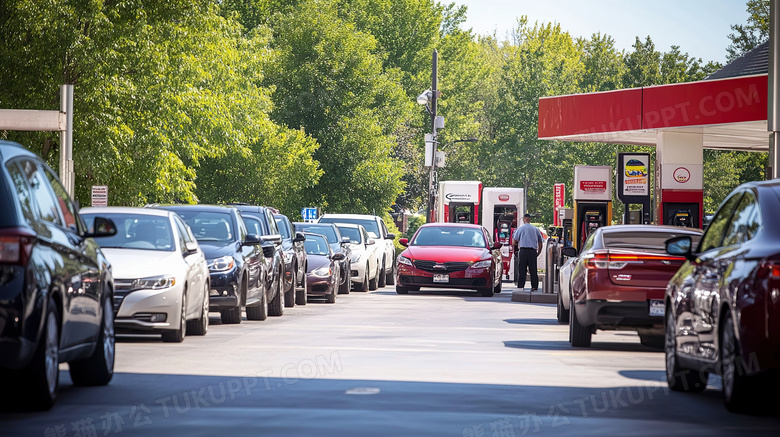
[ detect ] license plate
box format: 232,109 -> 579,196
649,300 -> 665,317
433,274 -> 449,283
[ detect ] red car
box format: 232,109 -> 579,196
665,179 -> 780,413
395,223 -> 503,297
563,225 -> 703,349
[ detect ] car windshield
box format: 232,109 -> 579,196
337,226 -> 362,244
412,226 -> 485,248
275,216 -> 291,239
304,236 -> 329,256
297,224 -> 338,243
602,231 -> 702,252
320,217 -> 379,238
82,213 -> 174,251
173,211 -> 235,243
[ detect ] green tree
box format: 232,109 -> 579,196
264,0 -> 412,214
727,0 -> 769,61
622,36 -> 661,87
577,33 -> 625,92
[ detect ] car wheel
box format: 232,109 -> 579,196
395,285 -> 409,294
495,277 -> 502,294
478,279 -> 494,297
70,297 -> 115,386
378,258 -> 387,288
721,312 -> 758,412
556,292 -> 569,325
326,284 -> 337,303
284,267 -> 296,308
338,266 -> 350,294
187,283 -> 209,336
665,306 -> 707,392
269,274 -> 284,316
367,265 -> 377,291
295,269 -> 307,305
246,283 -> 268,321
569,298 -> 592,347
23,297 -> 59,410
639,335 -> 664,350
386,259 -> 395,286
162,291 -> 187,343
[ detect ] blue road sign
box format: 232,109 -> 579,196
301,207 -> 318,221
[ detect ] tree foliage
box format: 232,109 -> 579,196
727,0 -> 770,61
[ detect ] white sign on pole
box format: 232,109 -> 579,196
91,185 -> 108,207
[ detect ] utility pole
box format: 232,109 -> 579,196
426,49 -> 439,223
769,0 -> 779,179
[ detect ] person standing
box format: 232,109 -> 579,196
512,213 -> 544,291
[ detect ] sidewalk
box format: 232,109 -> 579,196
505,278 -> 557,303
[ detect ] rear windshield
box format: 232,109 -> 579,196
337,226 -> 362,243
304,235 -> 329,256
173,211 -> 236,243
297,224 -> 338,243
602,231 -> 702,252
412,226 -> 486,248
320,217 -> 379,238
275,216 -> 291,239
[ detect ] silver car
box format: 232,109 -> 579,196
81,207 -> 210,342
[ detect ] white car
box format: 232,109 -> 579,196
556,254 -> 577,325
318,213 -> 396,287
334,223 -> 380,291
80,207 -> 210,342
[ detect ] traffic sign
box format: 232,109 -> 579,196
301,207 -> 318,221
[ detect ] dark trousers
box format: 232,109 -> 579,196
515,248 -> 539,290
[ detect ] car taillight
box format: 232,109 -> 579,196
585,251 -> 685,270
756,260 -> 780,287
0,228 -> 36,266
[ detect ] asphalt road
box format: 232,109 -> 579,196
3,283 -> 780,437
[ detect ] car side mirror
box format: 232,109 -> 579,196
331,252 -> 345,261
366,238 -> 376,245
185,241 -> 199,253
666,236 -> 695,261
293,232 -> 306,243
84,217 -> 117,238
561,246 -> 577,258
385,233 -> 396,240
399,238 -> 409,247
243,234 -> 262,246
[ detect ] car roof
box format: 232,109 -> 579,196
419,222 -> 484,230
80,206 -> 172,217
320,214 -> 379,220
598,224 -> 703,234
0,140 -> 38,163
333,223 -> 363,229
151,204 -> 238,213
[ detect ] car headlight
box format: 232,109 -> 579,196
351,253 -> 363,263
208,255 -> 235,272
130,275 -> 175,291
471,260 -> 492,269
397,256 -> 413,266
313,266 -> 331,276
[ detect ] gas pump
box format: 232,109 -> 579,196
481,187 -> 524,281
573,166 -> 612,252
495,213 -> 515,280
664,204 -> 697,227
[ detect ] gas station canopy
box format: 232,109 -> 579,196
537,42 -> 771,151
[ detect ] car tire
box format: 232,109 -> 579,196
162,291 -> 187,343
569,299 -> 592,347
721,312 -> 759,412
269,274 -> 284,316
478,279 -> 494,297
395,285 -> 409,295
556,292 -> 569,325
246,290 -> 268,320
338,266 -> 350,294
326,285 -> 337,303
665,306 -> 707,392
378,258 -> 387,288
386,259 -> 396,285
187,284 -> 209,336
368,265 -> 377,291
23,297 -> 59,410
284,268 -> 296,308
495,277 -> 502,294
295,269 -> 307,305
70,298 -> 115,387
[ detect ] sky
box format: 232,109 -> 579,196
453,0 -> 752,64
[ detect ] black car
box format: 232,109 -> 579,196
232,204 -> 288,311
665,180 -> 780,413
294,222 -> 352,295
0,140 -> 117,410
274,213 -> 308,305
151,205 -> 272,323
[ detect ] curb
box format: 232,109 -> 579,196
511,290 -> 557,304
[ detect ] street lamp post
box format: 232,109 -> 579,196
424,50 -> 439,223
